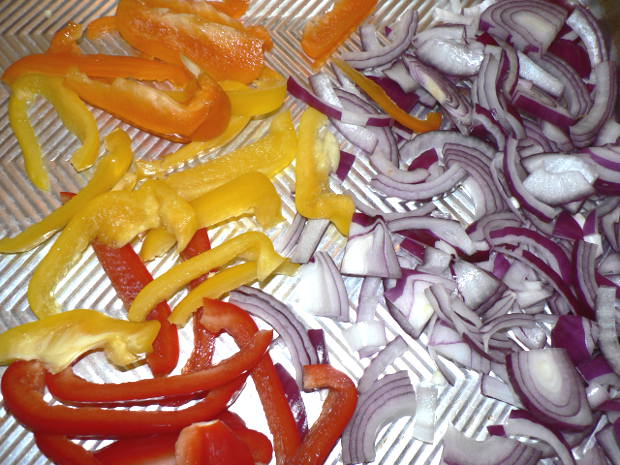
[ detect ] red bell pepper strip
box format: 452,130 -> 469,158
45,329 -> 271,404
201,298 -> 302,465
175,419 -> 254,465
94,434 -> 178,465
288,364 -> 358,465
1,360 -> 245,438
34,434 -> 101,465
217,411 -> 273,464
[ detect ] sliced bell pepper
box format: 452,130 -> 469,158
164,110 -> 297,201
0,129 -> 132,253
137,115 -> 250,176
141,171 -> 285,260
28,180 -> 197,318
95,434 -> 178,465
175,420 -> 254,465
35,434 -> 101,465
333,58 -> 443,133
47,22 -> 84,54
296,108 -> 355,236
2,53 -> 194,87
128,231 -> 286,323
45,329 -> 271,404
86,16 -> 117,40
0,309 -> 160,373
8,73 -> 100,189
216,411 -> 273,464
200,298 -> 301,465
116,0 -> 264,84
301,0 -> 377,69
207,0 -> 249,18
64,71 -> 230,143
220,68 -> 287,117
1,360 -> 246,438
288,364 -> 358,465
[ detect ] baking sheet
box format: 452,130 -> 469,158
0,0 -> 514,463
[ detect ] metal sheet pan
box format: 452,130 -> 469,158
0,0 -> 516,463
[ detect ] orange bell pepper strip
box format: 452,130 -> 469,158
301,0 -> 377,69
64,71 -> 230,143
1,360 -> 246,438
86,16 -> 117,40
0,129 -> 132,253
207,0 -> 249,18
47,22 -> 84,54
334,58 -> 443,133
116,0 -> 264,84
201,298 -> 302,465
164,110 -> 297,201
296,108 -> 355,236
288,365 -> 358,465
45,329 -> 271,404
176,420 -> 254,465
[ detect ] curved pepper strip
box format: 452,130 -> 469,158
220,68 -> 287,117
141,172 -> 285,260
95,434 -> 178,465
164,110 -> 297,201
200,298 -> 301,465
45,329 -> 271,404
216,411 -> 273,464
28,180 -> 197,318
128,231 -> 286,323
0,309 -> 160,373
35,434 -> 101,465
288,364 -> 358,465
1,360 -> 246,438
64,71 -> 230,143
8,73 -> 100,189
296,108 -> 355,236
0,129 -> 132,253
176,420 -> 254,465
47,22 -> 84,54
333,58 -> 443,133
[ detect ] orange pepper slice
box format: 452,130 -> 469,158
48,22 -> 84,54
86,16 -> 118,40
301,0 -> 377,69
116,0 -> 264,84
207,0 -> 249,19
334,58 -> 443,133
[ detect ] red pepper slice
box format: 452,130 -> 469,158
94,434 -> 178,465
288,364 -> 358,465
201,298 -> 302,465
34,434 -> 101,465
1,360 -> 245,438
217,411 -> 273,464
176,419 -> 254,465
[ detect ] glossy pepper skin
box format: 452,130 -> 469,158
0,129 -> 132,254
35,434 -> 101,465
8,73 -> 100,190
1,360 -> 246,438
220,67 -> 287,116
176,420 -> 254,465
201,298 -> 301,465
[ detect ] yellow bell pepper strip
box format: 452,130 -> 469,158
219,68 -> 287,117
27,180 -> 197,319
333,58 -> 443,133
164,110 -> 297,201
128,231 -> 286,323
136,114 -> 250,176
296,108 -> 355,236
47,21 -> 84,54
140,228 -> 178,262
0,309 -> 160,373
8,73 -> 100,189
0,129 -> 132,254
64,71 -> 231,143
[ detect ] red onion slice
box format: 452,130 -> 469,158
566,6 -> 609,68
596,286 -> 620,377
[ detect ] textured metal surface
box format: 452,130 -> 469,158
0,0 -> 514,464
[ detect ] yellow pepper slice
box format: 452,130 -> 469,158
140,171 -> 285,261
136,114 -> 250,176
164,110 -> 297,201
8,73 -> 100,190
28,181 -> 197,319
296,108 -> 355,236
0,129 -> 132,254
0,309 -> 160,373
333,58 -> 443,134
128,231 -> 286,323
220,67 -> 287,117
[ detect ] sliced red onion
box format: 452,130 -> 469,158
415,38 -> 485,77
229,286 -> 320,384
596,286 -> 620,376
367,75 -> 420,113
335,150 -> 356,181
548,38 -> 591,79
472,104 -> 508,150
596,120 -> 620,146
586,383 -> 610,410
517,51 -> 564,97
356,276 -> 384,323
412,383 -> 437,443
551,315 -> 598,365
441,424 -> 541,465
341,371 -> 416,465
479,0 -> 568,53
522,118 -> 556,153
347,190 -> 437,222
570,61 -> 618,148
512,80 -> 577,128
344,320 -> 387,354
370,151 -> 429,184
340,213 -> 402,279
453,259 -> 507,312
287,217 -> 330,264
566,6 -> 609,67
414,25 -> 467,45
595,425 -> 620,465
342,8 -> 418,69
540,122 -> 575,153
578,445 -> 610,465
429,321 -> 491,373
357,336 -> 408,393
292,252 -> 349,322
480,314 -> 537,352
512,324 -> 547,350
274,363 -> 309,438
383,59 -> 419,93
507,348 -> 593,430
573,240 -> 598,315
307,328 -> 329,364
481,374 -> 523,408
